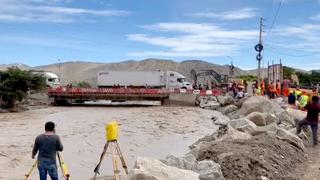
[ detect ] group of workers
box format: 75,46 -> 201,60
253,79 -> 285,98
251,77 -> 320,146
228,80 -> 248,99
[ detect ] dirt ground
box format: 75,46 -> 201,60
0,106 -> 217,180
293,146 -> 320,180
197,133 -> 307,180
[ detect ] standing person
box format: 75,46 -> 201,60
32,121 -> 63,180
295,86 -> 302,98
283,77 -> 290,97
296,96 -> 320,146
268,81 -> 276,99
288,91 -> 296,107
276,79 -> 281,96
299,91 -> 309,110
252,80 -> 257,94
260,79 -> 265,95
243,80 -> 248,93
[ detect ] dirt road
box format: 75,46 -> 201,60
0,106 -> 217,180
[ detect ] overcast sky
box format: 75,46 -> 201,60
0,0 -> 320,70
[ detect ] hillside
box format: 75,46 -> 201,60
0,63 -> 30,71
31,59 -> 248,86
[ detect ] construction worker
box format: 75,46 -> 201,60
276,79 -> 281,96
297,96 -> 320,146
288,91 -> 296,107
32,121 -> 63,180
260,79 -> 265,96
283,77 -> 290,97
256,86 -> 261,96
268,81 -> 276,99
299,91 -> 309,110
295,87 -> 302,98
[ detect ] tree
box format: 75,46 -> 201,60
76,81 -> 91,88
283,66 -> 295,78
236,75 -> 257,82
0,68 -> 46,108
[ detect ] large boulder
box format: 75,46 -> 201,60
194,160 -> 225,180
289,127 -> 312,146
235,96 -> 283,117
129,157 -> 199,180
286,108 -> 306,122
211,111 -> 231,126
163,154 -> 197,170
219,124 -> 252,141
250,123 -> 278,136
200,100 -> 220,110
246,112 -> 267,126
276,128 -> 305,151
228,118 -> 257,134
222,105 -> 238,114
262,113 -> 278,125
276,111 -> 295,127
216,95 -> 234,106
189,125 -> 251,157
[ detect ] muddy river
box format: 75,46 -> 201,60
0,106 -> 217,180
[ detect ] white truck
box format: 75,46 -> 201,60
30,71 -> 60,87
97,70 -> 192,89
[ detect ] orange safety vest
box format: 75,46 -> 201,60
276,82 -> 281,90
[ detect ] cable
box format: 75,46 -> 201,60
265,0 -> 283,41
264,45 -> 320,57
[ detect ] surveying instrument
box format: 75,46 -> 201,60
93,121 -> 128,180
24,152 -> 70,180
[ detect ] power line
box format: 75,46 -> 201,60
265,0 -> 283,41
264,45 -> 320,57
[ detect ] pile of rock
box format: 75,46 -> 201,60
129,95 -> 312,180
191,95 -> 311,179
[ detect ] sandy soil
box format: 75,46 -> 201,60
0,106 -> 217,180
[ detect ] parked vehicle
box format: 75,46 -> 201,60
30,71 -> 60,87
97,70 -> 192,89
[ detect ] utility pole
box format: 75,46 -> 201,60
227,56 -> 234,81
255,17 -> 264,86
58,59 -> 61,82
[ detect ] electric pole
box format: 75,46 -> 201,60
58,59 -> 61,82
255,17 -> 264,86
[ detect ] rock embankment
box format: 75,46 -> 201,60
129,95 -> 313,180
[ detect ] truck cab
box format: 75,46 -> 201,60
166,71 -> 193,90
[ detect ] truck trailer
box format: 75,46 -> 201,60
97,70 -> 192,89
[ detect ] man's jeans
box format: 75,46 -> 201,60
296,119 -> 318,145
38,159 -> 58,180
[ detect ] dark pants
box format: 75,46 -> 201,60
296,119 -> 318,145
38,159 -> 58,180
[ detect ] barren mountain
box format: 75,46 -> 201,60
31,59 -> 248,86
0,63 -> 30,71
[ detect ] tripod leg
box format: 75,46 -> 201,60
114,141 -> 128,175
24,160 -> 37,180
93,142 -> 109,178
111,142 -> 120,180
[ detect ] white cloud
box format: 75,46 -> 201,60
0,34 -> 100,50
0,0 -> 129,23
192,8 -> 257,20
127,23 -> 258,58
310,14 -> 320,21
270,23 -> 320,51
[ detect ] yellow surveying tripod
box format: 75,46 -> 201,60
24,153 -> 70,180
93,121 -> 128,180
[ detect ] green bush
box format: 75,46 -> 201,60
236,75 -> 257,82
76,81 -> 91,88
0,68 -> 45,108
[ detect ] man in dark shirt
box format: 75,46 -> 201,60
288,92 -> 296,105
32,121 -> 63,180
297,96 -> 320,146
